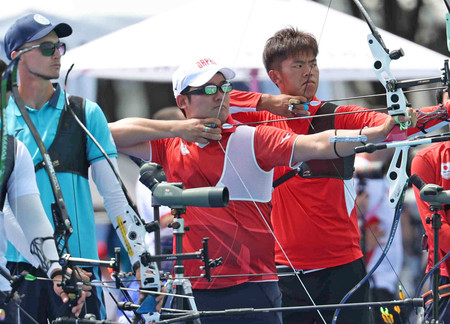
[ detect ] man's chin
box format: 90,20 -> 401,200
31,71 -> 60,80
219,112 -> 229,123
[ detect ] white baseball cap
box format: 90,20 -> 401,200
172,58 -> 235,97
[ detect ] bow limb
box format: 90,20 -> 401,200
332,189 -> 406,324
415,251 -> 450,298
351,0 -> 409,128
328,141 -> 409,323
331,143 -> 409,323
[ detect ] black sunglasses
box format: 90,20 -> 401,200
19,41 -> 66,57
182,82 -> 233,96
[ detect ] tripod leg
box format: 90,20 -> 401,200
181,279 -> 200,324
164,278 -> 201,324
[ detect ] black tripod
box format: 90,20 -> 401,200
411,174 -> 449,324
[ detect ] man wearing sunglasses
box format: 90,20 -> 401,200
109,57 -> 411,324
1,14 -> 145,323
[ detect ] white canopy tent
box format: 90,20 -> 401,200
62,0 -> 449,83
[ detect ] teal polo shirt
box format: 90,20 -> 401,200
5,85 -> 117,261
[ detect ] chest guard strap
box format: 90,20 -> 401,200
273,103 -> 355,188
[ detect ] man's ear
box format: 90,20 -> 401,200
268,70 -> 281,87
176,95 -> 188,112
10,51 -> 19,60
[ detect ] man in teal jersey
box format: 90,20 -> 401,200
2,13 -> 141,322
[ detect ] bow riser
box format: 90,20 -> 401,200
367,34 -> 408,117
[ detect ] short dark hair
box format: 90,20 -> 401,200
263,27 -> 318,73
